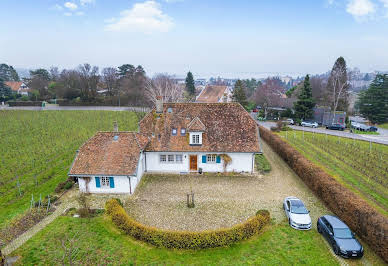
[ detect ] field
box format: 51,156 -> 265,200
11,215 -> 339,265
278,130 -> 388,216
379,123 -> 388,129
0,110 -> 139,228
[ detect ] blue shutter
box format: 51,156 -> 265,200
202,155 -> 207,163
216,156 -> 221,163
109,177 -> 115,188
95,177 -> 101,188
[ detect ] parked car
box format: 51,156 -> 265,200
301,121 -> 318,128
283,196 -> 312,230
369,126 -> 378,132
317,215 -> 363,258
326,123 -> 345,131
351,122 -> 370,131
284,118 -> 294,125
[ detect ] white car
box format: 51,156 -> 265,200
283,196 -> 312,230
301,121 -> 318,128
285,118 -> 294,125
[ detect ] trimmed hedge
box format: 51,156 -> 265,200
7,101 -> 43,107
106,199 -> 270,249
259,126 -> 388,262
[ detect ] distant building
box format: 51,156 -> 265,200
5,81 -> 29,95
196,85 -> 232,103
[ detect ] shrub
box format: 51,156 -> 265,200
106,199 -> 270,249
255,154 -> 271,173
259,126 -> 388,263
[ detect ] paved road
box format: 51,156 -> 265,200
0,106 -> 150,112
258,121 -> 388,145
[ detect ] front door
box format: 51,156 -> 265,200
189,155 -> 197,171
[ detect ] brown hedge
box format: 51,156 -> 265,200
106,199 -> 270,249
259,126 -> 388,262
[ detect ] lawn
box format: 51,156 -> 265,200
379,123 -> 388,129
0,110 -> 139,228
278,130 -> 388,216
11,215 -> 339,265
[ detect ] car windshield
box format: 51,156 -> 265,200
334,228 -> 353,239
290,200 -> 308,214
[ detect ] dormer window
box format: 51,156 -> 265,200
190,132 -> 202,145
181,128 -> 186,136
172,128 -> 177,136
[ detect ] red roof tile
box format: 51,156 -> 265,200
196,85 -> 227,103
140,103 -> 260,153
69,132 -> 148,176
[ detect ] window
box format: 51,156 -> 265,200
207,154 -> 217,163
172,128 -> 177,136
176,154 -> 183,163
160,155 -> 166,162
168,154 -> 175,162
192,134 -> 200,144
167,107 -> 173,113
101,176 -> 110,187
181,128 -> 186,136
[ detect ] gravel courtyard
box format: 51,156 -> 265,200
124,141 -> 331,232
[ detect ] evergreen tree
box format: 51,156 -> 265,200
232,80 -> 248,109
185,71 -> 195,97
118,64 -> 135,78
0,64 -> 20,81
357,74 -> 388,124
0,77 -> 12,101
294,75 -> 315,120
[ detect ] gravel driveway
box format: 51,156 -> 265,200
124,141 -> 331,232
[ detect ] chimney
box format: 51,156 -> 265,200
222,93 -> 228,103
113,121 -> 118,132
156,96 -> 163,113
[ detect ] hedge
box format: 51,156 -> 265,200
259,126 -> 388,262
7,101 -> 43,107
105,199 -> 270,249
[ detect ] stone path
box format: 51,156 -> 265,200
1,192 -> 77,256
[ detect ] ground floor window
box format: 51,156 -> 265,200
207,154 -> 217,163
160,154 -> 183,163
101,176 -> 110,187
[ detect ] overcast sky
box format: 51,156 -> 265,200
1,0 -> 388,78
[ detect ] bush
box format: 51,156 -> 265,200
258,126 -> 388,263
106,199 -> 270,249
255,154 -> 271,173
7,101 -> 43,107
55,177 -> 74,193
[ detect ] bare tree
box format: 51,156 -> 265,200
326,57 -> 350,119
102,67 -> 118,96
78,63 -> 99,101
254,78 -> 284,118
145,74 -> 184,105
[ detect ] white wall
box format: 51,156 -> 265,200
145,152 -> 188,173
78,176 -> 130,194
145,152 -> 254,173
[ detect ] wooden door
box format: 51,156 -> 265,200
189,155 -> 197,171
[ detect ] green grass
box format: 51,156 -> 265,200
255,154 -> 271,173
378,123 -> 388,129
12,215 -> 339,265
353,130 -> 379,135
278,131 -> 388,216
0,110 -> 139,228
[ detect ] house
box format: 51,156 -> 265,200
196,85 -> 232,103
68,102 -> 261,194
4,81 -> 29,95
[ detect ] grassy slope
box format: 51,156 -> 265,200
12,215 -> 338,266
278,131 -> 388,216
0,110 -> 138,227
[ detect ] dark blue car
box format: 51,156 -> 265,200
317,215 -> 363,258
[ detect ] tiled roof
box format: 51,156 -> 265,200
187,117 -> 206,132
69,132 -> 149,176
196,85 -> 227,103
5,82 -> 23,92
140,103 -> 260,153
